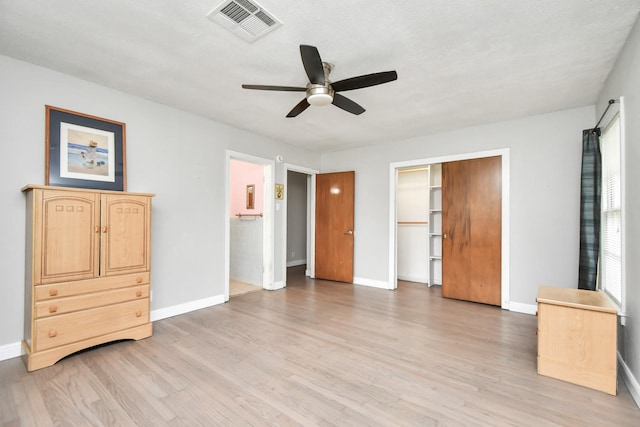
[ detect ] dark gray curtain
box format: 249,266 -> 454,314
578,129 -> 601,290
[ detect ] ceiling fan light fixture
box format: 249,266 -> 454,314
306,84 -> 334,106
242,45 -> 397,117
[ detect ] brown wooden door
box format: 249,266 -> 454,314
442,156 -> 501,306
315,171 -> 354,283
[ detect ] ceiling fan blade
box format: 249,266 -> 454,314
242,84 -> 306,92
331,71 -> 398,92
286,98 -> 310,118
300,45 -> 325,85
332,93 -> 365,115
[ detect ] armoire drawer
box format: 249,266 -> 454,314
34,298 -> 149,351
35,272 -> 150,301
35,284 -> 149,318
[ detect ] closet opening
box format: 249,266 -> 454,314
388,149 -> 510,309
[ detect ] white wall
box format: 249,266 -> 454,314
230,217 -> 263,286
596,16 -> 640,404
0,55 -> 320,355
321,106 -> 594,306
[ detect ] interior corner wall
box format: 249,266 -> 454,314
596,15 -> 640,403
0,54 -> 320,352
320,105 -> 595,307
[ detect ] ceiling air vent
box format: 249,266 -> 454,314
208,0 -> 282,43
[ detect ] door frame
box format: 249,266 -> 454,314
388,148 -> 511,309
283,164 -> 318,283
225,150 -> 275,302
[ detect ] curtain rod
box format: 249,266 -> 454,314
592,99 -> 618,133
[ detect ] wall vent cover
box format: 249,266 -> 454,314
208,0 -> 282,43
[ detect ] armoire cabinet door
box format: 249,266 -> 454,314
37,190 -> 100,284
100,194 -> 151,276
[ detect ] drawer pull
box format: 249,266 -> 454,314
136,277 -> 143,284
49,330 -> 57,338
49,289 -> 58,297
136,290 -> 143,297
49,306 -> 58,314
135,311 -> 142,318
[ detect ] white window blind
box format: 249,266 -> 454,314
600,114 -> 622,305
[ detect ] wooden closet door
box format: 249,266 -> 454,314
442,156 -> 501,306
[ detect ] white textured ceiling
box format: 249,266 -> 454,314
1,0 -> 639,152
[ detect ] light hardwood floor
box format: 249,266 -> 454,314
1,267 -> 638,426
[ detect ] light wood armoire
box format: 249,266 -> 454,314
22,185 -> 154,371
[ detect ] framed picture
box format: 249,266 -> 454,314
246,184 -> 255,209
275,183 -> 284,200
46,106 -> 126,191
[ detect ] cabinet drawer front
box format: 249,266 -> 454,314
35,285 -> 149,318
34,299 -> 149,352
35,272 -> 150,301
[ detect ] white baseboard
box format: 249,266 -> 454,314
0,341 -> 22,362
353,276 -> 390,290
619,352 -> 640,409
286,259 -> 306,267
150,294 -> 225,322
509,301 -> 537,315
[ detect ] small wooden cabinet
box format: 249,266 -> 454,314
22,185 -> 154,371
536,285 -> 617,395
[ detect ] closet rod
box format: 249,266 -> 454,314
592,99 -> 617,133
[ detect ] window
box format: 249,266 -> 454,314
600,114 -> 622,306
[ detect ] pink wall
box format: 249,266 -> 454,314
230,159 -> 264,216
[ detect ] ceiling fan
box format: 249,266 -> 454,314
242,45 -> 398,118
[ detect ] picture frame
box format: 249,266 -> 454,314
246,184 -> 255,209
45,105 -> 126,191
275,183 -> 284,200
